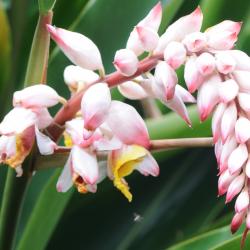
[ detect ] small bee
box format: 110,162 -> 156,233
133,213 -> 143,223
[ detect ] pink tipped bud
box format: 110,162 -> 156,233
63,65 -> 99,91
197,74 -> 220,121
154,61 -> 178,100
231,212 -> 244,234
233,71 -> 250,93
228,144 -> 248,175
81,83 -> 111,131
218,79 -> 239,103
218,169 -> 237,196
235,190 -> 249,213
136,26 -> 159,52
164,41 -> 187,69
106,101 -> 150,148
246,158 -> 250,178
219,136 -> 237,173
13,85 -> 62,109
215,51 -> 236,74
47,25 -> 103,71
226,173 -> 245,203
207,31 -> 238,50
214,139 -> 223,165
175,85 -> 196,103
113,49 -> 138,76
156,6 -> 203,52
184,57 -> 204,93
238,92 -> 250,113
235,117 -> 250,143
118,80 -> 148,100
196,52 -> 216,76
221,102 -> 237,143
138,2 -> 162,31
182,31 -> 207,52
126,2 -> 162,56
212,103 -> 226,143
229,50 -> 250,71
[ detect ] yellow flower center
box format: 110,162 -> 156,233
63,132 -> 73,147
110,145 -> 147,202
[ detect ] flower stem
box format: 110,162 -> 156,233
0,11 -> 53,250
34,137 -> 214,171
46,53 -> 163,141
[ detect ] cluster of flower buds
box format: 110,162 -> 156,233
0,85 -> 64,176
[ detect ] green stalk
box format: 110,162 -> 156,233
0,10 -> 53,250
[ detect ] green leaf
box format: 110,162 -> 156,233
16,169 -> 73,250
38,0 -> 56,14
168,226 -> 243,250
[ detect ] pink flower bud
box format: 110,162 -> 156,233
218,79 -> 239,103
212,103 -> 226,142
156,7 -> 203,52
154,61 -> 178,100
238,93 -> 250,113
231,212 -> 244,234
175,85 -> 196,103
233,70 -> 250,93
219,136 -> 237,173
106,101 -> 150,148
138,2 -> 162,31
205,21 -> 241,51
13,85 -> 62,109
246,158 -> 250,178
163,92 -> 192,126
182,31 -> 207,52
218,169 -> 236,196
81,83 -> 111,131
229,50 -> 250,71
113,49 -> 138,76
63,65 -> 99,92
164,41 -> 187,69
197,74 -> 220,121
235,117 -> 250,143
196,52 -> 216,76
0,107 -> 37,135
214,139 -> 223,165
47,25 -> 103,71
221,102 -> 237,143
228,144 -> 248,175
226,173 -> 245,203
118,80 -> 148,100
126,2 -> 162,56
235,190 -> 249,213
184,57 -> 204,93
215,51 -> 236,74
136,26 -> 159,52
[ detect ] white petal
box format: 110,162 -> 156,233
218,79 -> 239,103
71,146 -> 99,185
32,108 -> 53,129
135,151 -> 159,177
64,65 -> 99,90
65,118 -> 84,145
35,126 -> 57,155
0,107 -> 37,135
13,85 -> 61,108
56,154 -> 73,192
118,81 -> 148,100
235,117 -> 250,143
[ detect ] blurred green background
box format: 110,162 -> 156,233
1,0 -> 250,249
